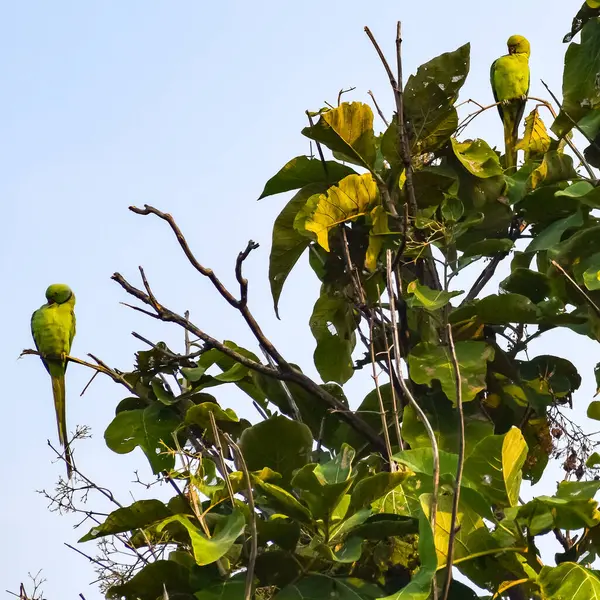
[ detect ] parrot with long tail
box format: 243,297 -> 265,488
31,283 -> 76,478
490,35 -> 531,170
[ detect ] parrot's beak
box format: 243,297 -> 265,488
508,46 -> 516,54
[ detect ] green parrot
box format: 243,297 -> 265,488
31,283 -> 76,478
490,35 -> 531,170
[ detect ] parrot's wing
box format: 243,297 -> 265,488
490,58 -> 504,121
31,307 -> 51,374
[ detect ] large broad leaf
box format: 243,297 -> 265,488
270,184 -> 326,318
553,18 -> 600,137
538,563 -> 600,599
408,341 -> 495,404
185,402 -> 239,429
526,210 -> 584,253
106,560 -> 192,600
156,511 -> 245,566
259,156 -> 356,200
104,404 -> 180,474
79,500 -> 171,542
296,173 -> 379,251
451,294 -> 541,325
402,390 -> 493,457
412,166 -> 459,208
550,224 -> 600,266
450,138 -> 503,178
301,102 -> 377,169
254,479 -> 313,523
526,151 -> 578,191
275,574 -> 383,600
392,448 -> 459,477
463,427 -> 527,507
406,280 -> 463,311
461,238 -> 514,259
239,416 -> 313,485
500,268 -> 551,304
310,286 -> 357,385
403,43 -> 470,156
420,493 -> 485,569
349,472 -> 410,514
515,108 -> 551,161
195,580 -> 246,600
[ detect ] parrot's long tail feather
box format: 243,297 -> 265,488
503,117 -> 517,171
51,374 -> 74,479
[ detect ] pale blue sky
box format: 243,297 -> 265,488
1,1 -> 595,597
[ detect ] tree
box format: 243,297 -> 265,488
15,6 -> 600,600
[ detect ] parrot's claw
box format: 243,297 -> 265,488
521,94 -> 527,101
501,99 -> 510,106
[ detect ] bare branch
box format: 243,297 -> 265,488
111,271 -> 387,453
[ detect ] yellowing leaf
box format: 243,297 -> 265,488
515,108 -> 551,161
301,102 -> 377,169
364,205 -> 390,272
300,173 -> 379,252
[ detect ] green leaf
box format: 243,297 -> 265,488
538,563 -> 600,599
259,156 -> 356,200
315,444 -> 356,484
104,404 -> 180,474
404,43 -> 470,155
254,479 -> 312,522
106,560 -> 191,600
257,516 -> 301,551
550,224 -> 600,266
402,390 -> 493,457
526,151 -> 578,192
461,238 -> 514,258
185,402 -> 239,429
500,268 -> 551,304
450,294 -> 541,325
450,138 -> 503,178
408,341 -> 495,404
275,574 -> 378,600
588,400 -> 600,420
420,492 -> 485,569
269,185 -> 325,318
310,287 -> 357,385
301,102 -> 377,169
463,427 -> 527,507
526,210 -> 584,253
406,280 -> 463,311
412,166 -> 459,208
349,472 -> 410,513
392,448 -> 459,477
291,463 -> 354,521
553,18 -> 600,137
156,511 -> 245,566
441,196 -> 464,223
195,579 -> 246,600
239,416 -> 313,485
296,173 -> 379,252
79,500 -> 171,542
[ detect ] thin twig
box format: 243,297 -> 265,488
551,260 -> 600,318
208,411 -> 236,505
225,433 -> 258,600
368,90 -> 389,126
386,250 -> 439,561
369,318 -> 394,468
337,86 -> 356,106
442,324 -> 465,600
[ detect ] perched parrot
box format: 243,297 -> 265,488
31,283 -> 76,478
490,35 -> 531,170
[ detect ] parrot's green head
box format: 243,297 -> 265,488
45,283 -> 75,305
507,35 -> 530,57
